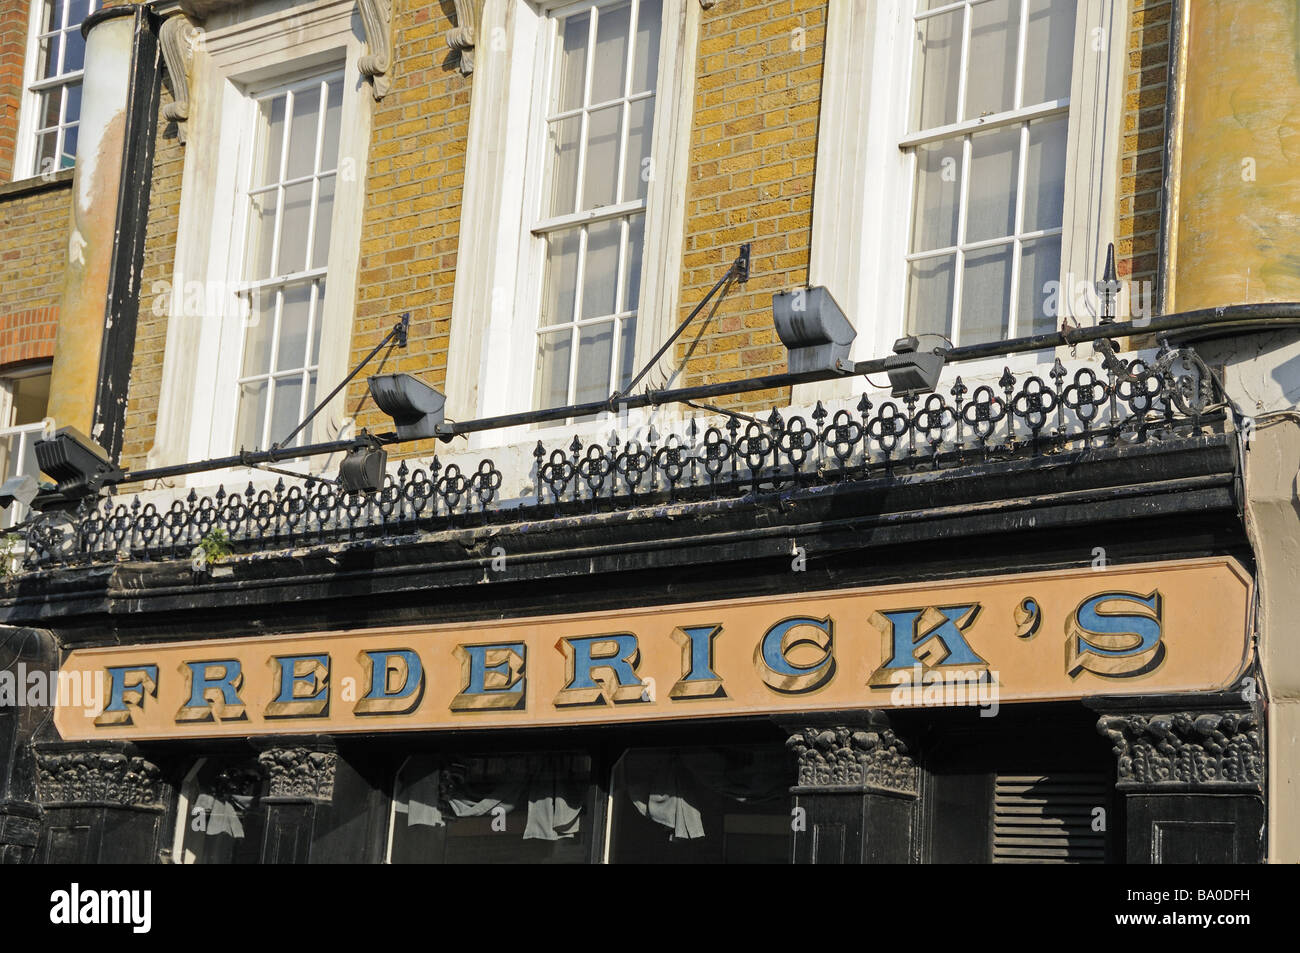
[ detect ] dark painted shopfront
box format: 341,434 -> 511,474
0,346 -> 1267,863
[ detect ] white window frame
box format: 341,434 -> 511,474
232,67 -> 344,453
445,0 -> 699,450
147,0 -> 374,481
0,362 -> 54,528
802,0 -> 1128,405
14,0 -> 101,181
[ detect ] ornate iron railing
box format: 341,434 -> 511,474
17,344 -> 1230,570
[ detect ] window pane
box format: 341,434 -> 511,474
1024,115 -> 1068,231
582,104 -> 622,210
621,213 -> 645,312
911,10 -> 961,131
581,219 -> 620,320
312,174 -> 335,270
618,316 -> 636,390
235,379 -> 268,449
65,83 -> 81,126
535,328 -> 573,409
10,372 -> 51,426
276,283 -> 312,372
966,126 -> 1020,243
68,0 -> 90,26
320,79 -> 343,171
623,96 -> 654,203
39,88 -> 61,129
631,0 -> 662,93
1024,0 -> 1075,105
310,281 -> 325,366
61,123 -> 77,166
286,84 -> 321,181
257,96 -> 287,188
911,139 -> 961,252
36,36 -> 57,80
38,0 -> 58,35
546,115 -> 582,216
907,254 -> 957,340
177,760 -> 266,865
35,132 -> 57,171
241,291 -> 276,378
269,374 -> 304,446
390,753 -> 595,864
961,243 -> 1013,344
554,13 -> 590,113
592,1 -> 631,99
575,320 -> 615,404
609,746 -> 792,864
541,229 -> 580,326
1019,235 -> 1062,335
966,0 -> 1019,119
245,189 -> 278,281
278,181 -> 314,275
63,25 -> 86,73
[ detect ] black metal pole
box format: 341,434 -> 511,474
113,304 -> 1300,486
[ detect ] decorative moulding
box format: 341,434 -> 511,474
786,724 -> 919,796
447,0 -> 481,76
171,0 -> 394,100
1097,710 -> 1264,792
158,14 -> 200,143
356,0 -> 394,98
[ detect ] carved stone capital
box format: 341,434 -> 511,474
786,724 -> 918,796
1097,710 -> 1263,792
446,0 -> 482,76
35,746 -> 166,808
158,14 -> 200,142
357,0 -> 393,98
257,745 -> 338,800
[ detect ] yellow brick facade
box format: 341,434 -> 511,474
108,0 -> 1181,463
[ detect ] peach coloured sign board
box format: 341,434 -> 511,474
53,557 -> 1253,741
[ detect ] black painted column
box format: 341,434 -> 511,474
1097,708 -> 1265,863
0,628 -> 56,863
256,739 -> 339,864
34,742 -> 170,863
785,714 -> 918,864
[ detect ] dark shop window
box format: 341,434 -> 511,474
388,752 -> 596,863
176,758 -> 266,864
608,744 -> 792,864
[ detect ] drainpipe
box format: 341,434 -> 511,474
45,4 -> 162,460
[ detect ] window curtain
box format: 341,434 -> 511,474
193,792 -> 253,839
395,757 -> 585,842
615,748 -> 790,841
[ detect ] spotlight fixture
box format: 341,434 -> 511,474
0,474 -> 39,510
33,426 -> 122,505
882,336 -> 947,398
367,373 -> 449,441
338,442 -> 388,494
771,286 -> 857,374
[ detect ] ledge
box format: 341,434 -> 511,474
0,169 -> 74,202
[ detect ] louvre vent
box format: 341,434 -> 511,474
992,773 -> 1108,864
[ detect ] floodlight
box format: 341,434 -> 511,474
367,373 -> 448,441
772,286 -> 857,374
882,336 -> 946,398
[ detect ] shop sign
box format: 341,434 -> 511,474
51,558 -> 1252,740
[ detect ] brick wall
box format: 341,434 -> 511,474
1116,0 -> 1170,303
118,82 -> 184,471
0,175 -> 69,370
0,0 -> 29,181
345,0 -> 468,457
674,0 -> 825,412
